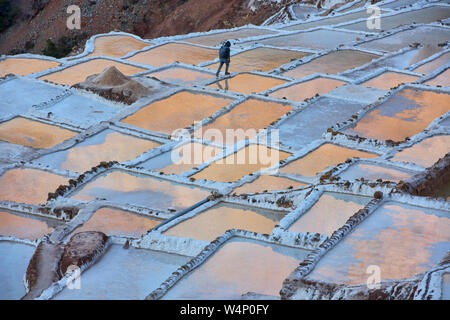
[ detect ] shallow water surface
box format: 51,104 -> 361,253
148,67 -> 213,86
0,58 -> 59,77
209,73 -> 286,95
269,78 -> 345,101
338,163 -> 412,182
360,72 -> 418,90
233,175 -> 307,194
88,35 -> 150,57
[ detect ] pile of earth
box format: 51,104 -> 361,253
72,66 -> 151,105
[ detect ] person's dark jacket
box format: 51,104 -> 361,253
219,41 -> 231,61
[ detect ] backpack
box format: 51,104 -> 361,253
219,45 -> 229,59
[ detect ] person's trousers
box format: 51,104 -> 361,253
217,60 -> 230,74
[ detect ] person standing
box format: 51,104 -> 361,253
216,41 -> 231,77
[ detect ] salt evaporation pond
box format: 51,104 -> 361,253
308,202 -> 450,285
192,145 -> 291,182
413,52 -> 450,75
0,168 -> 68,205
390,135 -> 450,167
338,163 -> 413,182
233,175 -> 307,194
53,245 -> 190,300
148,67 -> 213,86
139,142 -> 221,175
127,43 -> 217,67
0,210 -> 59,240
0,58 -> 59,77
122,91 -> 233,135
164,203 -> 287,242
184,28 -> 277,46
269,78 -> 345,102
194,99 -> 292,143
87,35 -> 150,58
162,237 -> 310,299
70,170 -> 209,211
425,68 -> 450,87
283,50 -> 380,79
37,129 -> 160,173
207,47 -> 311,72
360,72 -> 418,90
0,117 -> 77,149
288,192 -> 371,236
344,89 -> 450,141
73,207 -> 161,238
0,241 -> 35,300
275,97 -> 365,150
0,78 -> 64,118
208,73 -> 286,95
280,144 -> 377,178
39,59 -> 145,86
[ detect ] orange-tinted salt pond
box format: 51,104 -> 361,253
71,170 -> 209,211
127,43 -> 217,67
208,73 -> 286,95
0,168 -> 68,205
184,28 -> 277,46
162,237 -> 310,299
233,175 -> 307,194
280,144 -> 377,177
37,129 -> 160,173
121,91 -> 233,135
0,58 -> 60,77
338,163 -> 412,182
0,210 -> 59,240
283,50 -> 380,79
288,192 -> 371,236
207,47 -> 311,72
390,135 -> 450,167
344,89 -> 450,141
39,59 -> 145,86
148,67 -> 213,86
357,26 -> 450,53
87,35 -> 150,57
425,68 -> 450,87
163,203 -> 286,242
0,117 -> 77,149
194,99 -> 292,143
338,6 -> 450,33
269,78 -> 345,101
74,207 -> 161,238
308,202 -> 450,285
139,142 -> 222,175
360,72 -> 418,90
413,52 -> 450,75
192,145 -> 291,182
251,29 -> 362,50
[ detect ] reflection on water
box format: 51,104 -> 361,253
0,117 -> 77,149
425,69 -> 450,87
0,168 -> 68,205
74,207 -> 161,237
122,91 -> 233,135
233,175 -> 307,194
361,72 -> 418,90
209,73 -> 286,95
338,163 -> 412,182
0,58 -> 60,77
185,28 -> 277,46
288,192 -> 371,236
54,245 -> 190,300
194,99 -> 292,143
309,202 -> 450,284
270,78 -> 345,101
127,43 -> 217,67
37,130 -> 160,173
391,135 -> 450,167
164,203 -> 286,242
345,89 -> 450,141
88,35 -> 150,58
71,170 -> 209,211
192,145 -> 291,182
39,59 -> 145,86
0,210 -> 57,240
163,238 -> 310,299
280,144 -> 377,177
207,47 -> 311,72
148,67 -> 212,86
283,50 -> 380,79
